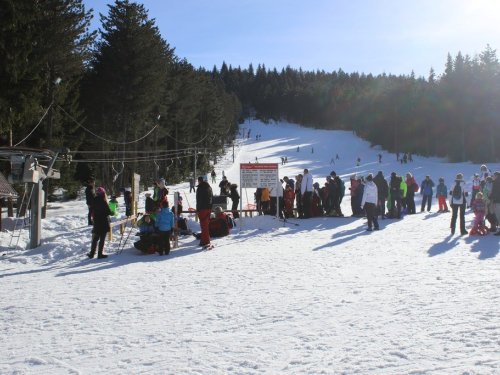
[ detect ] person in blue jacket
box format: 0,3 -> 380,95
155,200 -> 175,256
420,175 -> 435,212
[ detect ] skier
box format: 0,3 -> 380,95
330,158 -> 335,164
378,154 -> 382,163
357,157 -> 361,166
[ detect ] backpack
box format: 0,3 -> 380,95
227,214 -> 235,229
413,182 -> 419,193
452,181 -> 462,201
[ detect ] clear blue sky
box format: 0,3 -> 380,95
83,0 -> 500,78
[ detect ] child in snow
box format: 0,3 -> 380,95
471,192 -> 486,230
435,178 -> 449,213
109,195 -> 119,216
471,173 -> 481,205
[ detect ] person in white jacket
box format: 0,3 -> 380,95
361,174 -> 379,231
300,169 -> 314,218
449,173 -> 468,235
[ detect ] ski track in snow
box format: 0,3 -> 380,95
1,120 -> 500,374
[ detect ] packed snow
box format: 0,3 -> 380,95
1,120 -> 500,374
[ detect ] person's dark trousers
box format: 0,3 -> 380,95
90,232 -> 106,256
365,202 -> 379,229
377,195 -> 386,217
406,195 -> 416,214
232,200 -> 240,219
351,197 -> 356,215
471,189 -> 479,204
278,197 -> 285,218
401,197 -> 407,209
158,229 -> 171,255
270,197 -> 277,216
88,205 -> 93,225
421,195 -> 432,211
302,192 -> 312,218
256,200 -> 262,215
261,201 -> 270,214
190,186 -> 195,193
450,203 -> 466,233
296,193 -> 303,217
390,196 -> 401,218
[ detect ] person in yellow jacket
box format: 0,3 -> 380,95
261,187 -> 271,213
108,196 -> 118,216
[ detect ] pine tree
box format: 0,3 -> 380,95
0,0 -> 42,140
86,0 -> 175,188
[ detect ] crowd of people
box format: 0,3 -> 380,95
248,164 -> 500,235
85,162 -> 500,257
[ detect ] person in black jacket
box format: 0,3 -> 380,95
196,176 -> 213,246
145,193 -> 155,213
388,172 -> 402,219
89,187 -> 113,259
85,180 -> 95,225
219,176 -> 228,196
489,172 -> 500,236
373,171 -> 388,218
229,183 -> 240,219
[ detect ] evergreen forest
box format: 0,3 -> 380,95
1,0 -> 500,197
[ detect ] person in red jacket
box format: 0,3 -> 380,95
284,183 -> 295,218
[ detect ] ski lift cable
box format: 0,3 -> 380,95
155,126 -> 210,145
66,153 -> 197,163
57,104 -> 157,145
13,104 -> 53,147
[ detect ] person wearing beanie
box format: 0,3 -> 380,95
109,195 -> 119,216
361,174 -> 379,231
89,187 -> 113,259
436,178 -> 449,213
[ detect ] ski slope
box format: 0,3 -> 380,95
1,120 -> 499,374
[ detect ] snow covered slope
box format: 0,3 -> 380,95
1,120 -> 499,374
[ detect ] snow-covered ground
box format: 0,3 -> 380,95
1,120 -> 500,374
